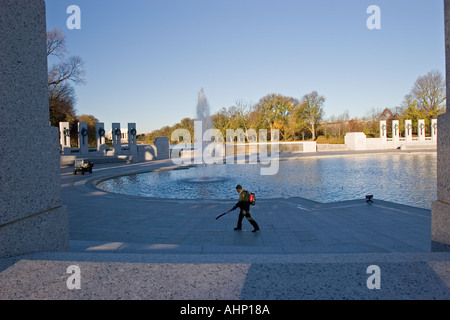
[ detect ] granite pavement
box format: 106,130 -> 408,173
1,150 -> 449,301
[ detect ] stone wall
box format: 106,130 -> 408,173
431,0 -> 450,252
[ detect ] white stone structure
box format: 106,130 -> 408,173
112,122 -> 122,155
392,120 -> 400,143
418,119 -> 426,142
346,119 -> 437,151
96,122 -> 106,156
405,120 -> 413,143
59,122 -> 71,154
345,132 -> 367,150
154,136 -> 170,159
380,120 -> 387,143
431,119 -> 438,142
128,123 -> 138,157
78,122 -> 89,156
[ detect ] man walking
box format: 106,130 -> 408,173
231,185 -> 260,232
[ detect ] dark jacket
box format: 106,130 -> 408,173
233,190 -> 251,212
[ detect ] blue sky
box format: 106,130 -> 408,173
45,0 -> 446,133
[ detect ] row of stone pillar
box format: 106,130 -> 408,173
379,119 -> 438,142
59,122 -> 137,157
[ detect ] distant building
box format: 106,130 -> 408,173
106,128 -> 129,143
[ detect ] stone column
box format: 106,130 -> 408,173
0,0 -> 69,258
78,122 -> 89,156
380,120 -> 387,142
392,120 -> 400,143
431,0 -> 450,252
96,122 -> 106,156
155,137 -> 170,160
431,119 -> 438,143
405,120 -> 413,143
59,122 -> 71,154
112,122 -> 121,155
127,123 -> 138,158
418,119 -> 426,142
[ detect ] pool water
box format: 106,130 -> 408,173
96,154 -> 437,210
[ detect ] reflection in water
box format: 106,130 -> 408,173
97,154 -> 437,209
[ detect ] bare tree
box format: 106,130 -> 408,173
46,27 -> 67,58
47,28 -> 86,126
411,70 -> 446,117
48,56 -> 86,86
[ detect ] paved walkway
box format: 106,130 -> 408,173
1,150 -> 450,301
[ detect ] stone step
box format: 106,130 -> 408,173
1,250 -> 450,300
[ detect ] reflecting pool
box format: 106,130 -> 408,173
96,154 -> 437,209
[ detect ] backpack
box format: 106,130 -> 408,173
246,191 -> 256,206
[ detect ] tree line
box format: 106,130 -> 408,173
142,70 -> 446,144
141,91 -> 326,144
47,30 -> 445,146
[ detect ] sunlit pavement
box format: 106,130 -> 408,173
1,151 -> 449,300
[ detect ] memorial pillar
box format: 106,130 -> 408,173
405,120 -> 413,143
380,120 -> 387,142
96,122 -> 106,156
418,119 -> 426,142
128,123 -> 138,158
0,0 -> 69,258
78,122 -> 89,156
431,119 -> 438,143
392,120 -> 400,144
431,0 -> 450,251
59,122 -> 71,154
112,122 -> 121,155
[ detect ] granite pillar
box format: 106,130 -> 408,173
431,119 -> 438,142
155,137 -> 170,160
392,120 -> 400,143
128,123 -> 137,158
0,0 -> 69,258
59,122 -> 71,154
431,0 -> 450,251
78,122 -> 89,156
418,119 -> 426,142
405,120 -> 413,143
96,122 -> 106,156
112,122 -> 121,155
380,120 -> 387,142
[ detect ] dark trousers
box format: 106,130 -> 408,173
237,210 -> 259,230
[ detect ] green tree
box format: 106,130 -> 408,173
255,94 -> 297,140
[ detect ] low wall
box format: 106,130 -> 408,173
224,141 -> 317,154
316,144 -> 348,152
60,144 -> 159,166
345,132 -> 437,151
137,145 -> 157,161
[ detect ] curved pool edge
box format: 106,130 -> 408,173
71,149 -> 436,208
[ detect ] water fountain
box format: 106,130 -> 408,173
186,88 -> 228,183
